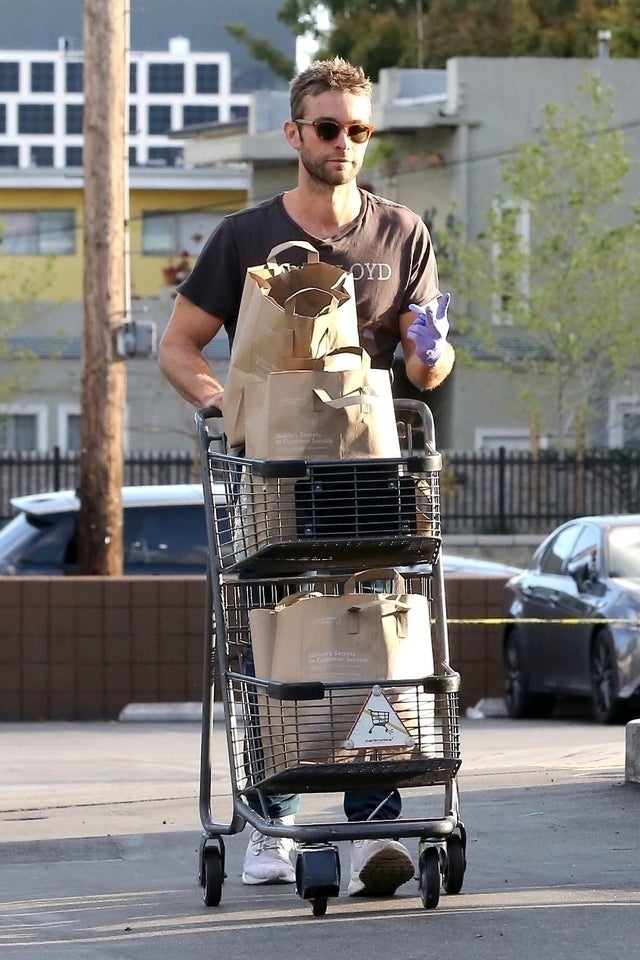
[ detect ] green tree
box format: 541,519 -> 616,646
0,234 -> 56,422
227,1 -> 636,81
441,75 -> 640,447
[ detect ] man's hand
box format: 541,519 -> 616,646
407,292 -> 451,367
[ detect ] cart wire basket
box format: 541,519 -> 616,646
202,401 -> 442,574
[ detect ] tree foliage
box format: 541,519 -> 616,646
440,76 -> 640,446
228,0 -> 639,81
0,244 -> 55,414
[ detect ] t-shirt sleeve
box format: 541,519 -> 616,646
401,218 -> 440,312
176,218 -> 243,322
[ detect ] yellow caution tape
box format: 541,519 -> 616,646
444,617 -> 639,625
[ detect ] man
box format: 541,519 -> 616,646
159,57 -> 454,896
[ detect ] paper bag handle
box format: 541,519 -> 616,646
345,568 -> 407,595
266,240 -> 320,264
312,387 -> 379,411
273,590 -> 324,611
284,287 -> 339,317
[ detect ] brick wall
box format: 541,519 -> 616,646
0,574 -> 511,721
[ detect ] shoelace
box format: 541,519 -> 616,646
248,829 -> 288,855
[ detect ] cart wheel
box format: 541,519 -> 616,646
311,897 -> 328,917
419,847 -> 441,910
202,846 -> 224,907
443,834 -> 466,894
295,845 -> 341,905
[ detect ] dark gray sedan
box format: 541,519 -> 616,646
503,515 -> 640,723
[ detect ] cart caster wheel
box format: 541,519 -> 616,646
419,846 -> 441,910
202,845 -> 224,907
295,845 -> 340,909
443,834 -> 466,895
311,897 -> 328,917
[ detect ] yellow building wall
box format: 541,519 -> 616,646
0,185 -> 247,302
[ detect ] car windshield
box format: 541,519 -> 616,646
606,526 -> 640,578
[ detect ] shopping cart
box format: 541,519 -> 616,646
195,400 -> 466,916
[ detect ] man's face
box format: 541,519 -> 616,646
286,91 -> 373,187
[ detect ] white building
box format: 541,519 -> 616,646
0,36 -> 251,170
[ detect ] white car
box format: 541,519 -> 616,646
0,484 -> 215,575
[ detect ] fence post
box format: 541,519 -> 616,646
498,446 -> 506,533
53,446 -> 61,491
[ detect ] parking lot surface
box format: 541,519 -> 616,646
1,715 -> 637,959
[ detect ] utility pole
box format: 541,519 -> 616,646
78,0 -> 127,574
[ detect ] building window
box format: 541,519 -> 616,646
129,104 -> 137,134
473,427 -> 537,452
0,104 -> 5,133
58,406 -> 81,451
230,105 -> 249,121
0,146 -> 19,167
142,209 -> 221,256
65,61 -> 83,93
30,145 -> 54,167
147,146 -> 182,167
0,407 -> 46,451
196,63 -> 219,93
608,396 -> 640,449
148,62 -> 184,93
128,146 -> 137,167
183,105 -> 218,127
31,62 -> 54,93
0,209 -> 76,254
65,103 -> 83,135
129,61 -> 137,94
147,104 -> 172,135
65,146 -> 83,167
18,103 -> 54,135
0,63 -> 19,92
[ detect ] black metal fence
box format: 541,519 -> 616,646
442,447 -> 640,534
2,446 -> 640,533
0,447 -> 197,523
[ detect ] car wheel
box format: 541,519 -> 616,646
590,629 -> 625,724
504,627 -> 555,719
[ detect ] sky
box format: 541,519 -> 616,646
0,0 -> 296,90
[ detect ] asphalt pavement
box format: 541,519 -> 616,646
1,711 -> 639,960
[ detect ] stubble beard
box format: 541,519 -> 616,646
300,149 -> 362,188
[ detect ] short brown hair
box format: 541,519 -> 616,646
289,57 -> 373,120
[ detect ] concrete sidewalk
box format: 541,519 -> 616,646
1,717 -> 638,960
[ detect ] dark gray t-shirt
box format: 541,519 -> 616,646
178,190 -> 439,369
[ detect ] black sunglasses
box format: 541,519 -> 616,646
294,118 -> 375,144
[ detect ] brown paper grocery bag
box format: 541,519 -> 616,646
247,570 -> 434,774
223,241 -> 359,447
243,356 -> 401,460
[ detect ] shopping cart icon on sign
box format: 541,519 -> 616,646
368,709 -> 391,734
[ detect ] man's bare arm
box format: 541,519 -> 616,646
158,293 -> 226,408
399,309 -> 455,391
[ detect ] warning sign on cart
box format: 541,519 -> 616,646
343,685 -> 415,750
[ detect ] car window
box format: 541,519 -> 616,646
566,524 -> 599,574
124,505 -> 209,569
538,525 -> 582,575
606,525 -> 640,578
3,513 -> 76,570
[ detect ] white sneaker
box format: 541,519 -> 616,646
348,838 -> 415,896
241,815 -> 296,885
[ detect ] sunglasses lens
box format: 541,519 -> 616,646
316,121 -> 341,141
348,124 -> 371,143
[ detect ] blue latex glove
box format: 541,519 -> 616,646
407,292 -> 451,366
